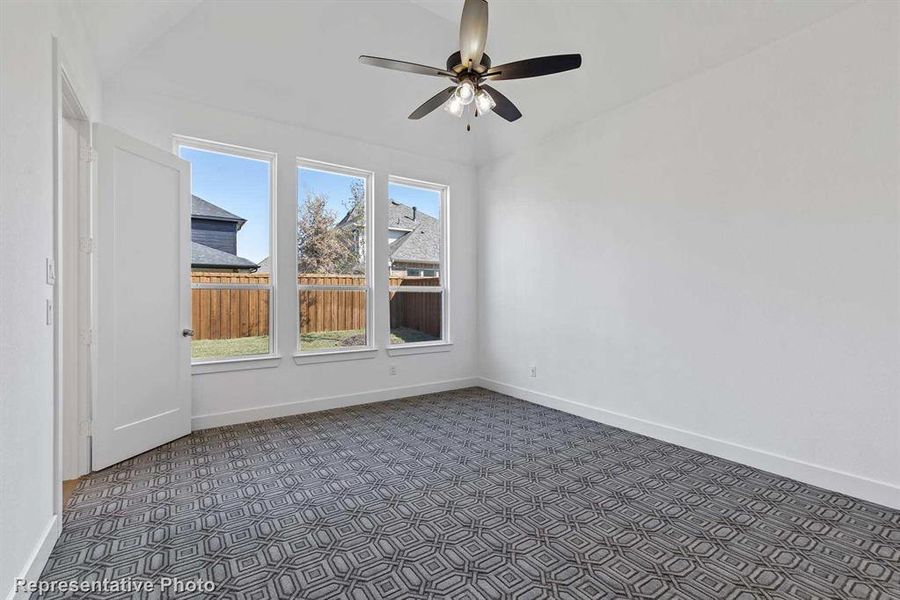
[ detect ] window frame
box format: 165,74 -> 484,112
296,158 -> 375,357
387,175 -> 450,353
174,134 -> 279,367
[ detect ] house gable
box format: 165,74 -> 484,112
190,195 -> 257,271
192,218 -> 239,255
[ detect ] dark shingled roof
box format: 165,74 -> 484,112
191,195 -> 246,229
387,201 -> 440,264
191,242 -> 258,270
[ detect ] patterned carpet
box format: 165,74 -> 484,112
38,387 -> 900,599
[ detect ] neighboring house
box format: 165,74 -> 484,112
334,200 -> 440,277
191,195 -> 258,272
387,201 -> 440,277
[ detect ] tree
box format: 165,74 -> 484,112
337,180 -> 366,271
297,192 -> 348,273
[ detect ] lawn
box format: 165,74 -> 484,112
191,327 -> 438,359
192,335 -> 270,359
301,327 -> 438,349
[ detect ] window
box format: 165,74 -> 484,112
175,136 -> 276,362
388,177 -> 447,345
297,160 -> 372,352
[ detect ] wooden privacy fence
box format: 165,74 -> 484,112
191,272 -> 271,341
191,273 -> 441,340
299,274 -> 367,335
389,277 -> 442,338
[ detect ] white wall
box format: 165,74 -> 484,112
0,2 -> 102,597
477,1 -> 900,508
102,86 -> 479,426
2,7 -> 897,600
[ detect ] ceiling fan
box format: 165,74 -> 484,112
359,0 -> 581,128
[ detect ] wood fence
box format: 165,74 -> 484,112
389,277 -> 442,338
299,274 -> 367,335
191,272 -> 270,341
191,272 -> 441,340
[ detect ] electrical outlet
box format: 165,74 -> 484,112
389,365 -> 397,376
529,366 -> 537,378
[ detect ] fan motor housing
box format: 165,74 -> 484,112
447,51 -> 491,75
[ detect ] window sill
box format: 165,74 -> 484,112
192,354 -> 282,375
387,342 -> 452,356
293,347 -> 378,365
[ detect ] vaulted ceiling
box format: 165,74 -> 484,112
76,0 -> 854,165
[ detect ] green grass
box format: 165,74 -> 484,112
300,329 -> 365,350
191,336 -> 270,360
300,327 -> 439,350
192,327 -> 440,359
390,327 -> 440,345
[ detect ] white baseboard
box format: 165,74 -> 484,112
192,377 -> 480,430
478,377 -> 900,510
4,515 -> 60,600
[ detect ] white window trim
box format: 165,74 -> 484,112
174,135 -> 279,368
296,158 -> 375,358
387,342 -> 453,357
293,347 -> 378,365
387,175 -> 450,354
193,354 -> 282,374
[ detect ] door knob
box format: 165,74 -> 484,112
182,329 -> 194,337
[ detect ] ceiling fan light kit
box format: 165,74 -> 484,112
474,88 -> 496,114
456,79 -> 476,105
359,0 -> 582,129
443,94 -> 465,118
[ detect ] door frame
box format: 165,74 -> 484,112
52,38 -> 94,519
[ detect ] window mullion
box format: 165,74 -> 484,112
388,286 -> 443,294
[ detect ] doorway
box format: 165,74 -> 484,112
56,64 -> 92,508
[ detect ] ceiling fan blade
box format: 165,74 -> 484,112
484,54 -> 582,80
409,87 -> 456,120
481,85 -> 522,122
459,0 -> 488,70
359,55 -> 455,77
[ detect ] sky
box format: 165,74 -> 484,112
179,146 -> 271,263
299,168 -> 441,222
180,145 -> 442,264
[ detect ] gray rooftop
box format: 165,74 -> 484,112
387,201 -> 440,264
191,242 -> 258,270
191,195 -> 246,228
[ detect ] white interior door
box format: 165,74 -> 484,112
92,123 -> 191,470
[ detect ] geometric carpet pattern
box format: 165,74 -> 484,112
38,387 -> 900,599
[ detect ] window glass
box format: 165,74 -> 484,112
178,141 -> 274,361
388,179 -> 445,344
298,163 -> 370,350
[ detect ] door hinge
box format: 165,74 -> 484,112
80,145 -> 97,164
79,237 -> 96,254
80,328 -> 95,346
79,420 -> 92,436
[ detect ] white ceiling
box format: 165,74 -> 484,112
77,0 -> 854,165
75,0 -> 202,77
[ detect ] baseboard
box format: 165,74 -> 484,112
4,514 -> 60,600
478,377 -> 900,510
192,377 -> 480,430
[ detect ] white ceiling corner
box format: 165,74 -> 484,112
75,0 -> 203,79
408,0 -> 463,23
